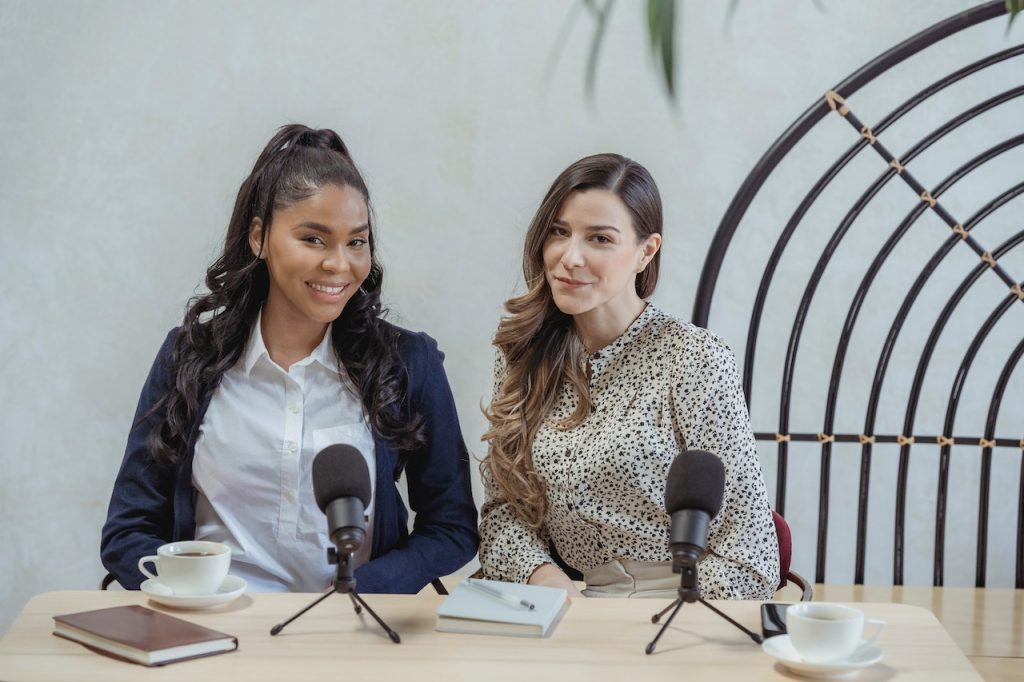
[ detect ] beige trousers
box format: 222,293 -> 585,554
582,560 -> 678,599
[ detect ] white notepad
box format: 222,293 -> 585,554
436,579 -> 569,638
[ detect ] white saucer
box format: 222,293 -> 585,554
141,575 -> 247,610
762,635 -> 884,679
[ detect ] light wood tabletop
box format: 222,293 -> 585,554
0,589 -> 983,681
814,584 -> 1024,682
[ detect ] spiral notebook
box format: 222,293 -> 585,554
435,579 -> 569,638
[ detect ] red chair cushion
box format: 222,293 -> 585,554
771,510 -> 792,589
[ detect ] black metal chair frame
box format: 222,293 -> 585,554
692,0 -> 1023,588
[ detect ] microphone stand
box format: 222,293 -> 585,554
270,547 -> 401,643
645,553 -> 762,655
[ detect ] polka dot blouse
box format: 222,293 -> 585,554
478,304 -> 780,599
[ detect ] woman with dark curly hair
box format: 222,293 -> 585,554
478,153 -> 778,599
101,124 -> 478,593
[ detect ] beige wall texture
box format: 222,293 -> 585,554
2,1 -> 1021,634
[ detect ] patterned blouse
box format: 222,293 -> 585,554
478,304 -> 780,599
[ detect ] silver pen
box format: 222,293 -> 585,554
464,578 -> 536,610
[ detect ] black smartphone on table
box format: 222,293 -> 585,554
760,603 -> 790,639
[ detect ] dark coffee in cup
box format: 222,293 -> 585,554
138,541 -> 231,595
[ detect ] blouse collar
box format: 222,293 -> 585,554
585,302 -> 660,376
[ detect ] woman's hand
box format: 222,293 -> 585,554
527,563 -> 585,598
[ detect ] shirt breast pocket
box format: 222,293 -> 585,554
301,423 -> 377,533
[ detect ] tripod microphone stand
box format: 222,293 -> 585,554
270,547 -> 401,643
645,550 -> 762,654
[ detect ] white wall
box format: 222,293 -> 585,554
2,0 -> 1021,634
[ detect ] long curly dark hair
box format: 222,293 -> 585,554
146,124 -> 425,465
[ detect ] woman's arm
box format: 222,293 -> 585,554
678,338 -> 780,600
353,332 -> 479,593
478,475 -> 583,596
100,330 -> 179,589
475,348 -> 567,587
477,466 -> 561,585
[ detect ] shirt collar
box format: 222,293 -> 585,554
586,302 -> 660,373
242,310 -> 340,376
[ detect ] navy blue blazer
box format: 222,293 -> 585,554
101,325 -> 479,593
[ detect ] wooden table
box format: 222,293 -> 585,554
815,584 -> 1024,682
0,590 -> 981,681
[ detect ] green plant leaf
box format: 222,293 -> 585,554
647,0 -> 660,52
645,0 -> 677,102
1009,0 -> 1024,30
658,1 -> 677,100
571,0 -> 680,109
543,1 -> 586,88
725,0 -> 742,24
583,0 -> 615,105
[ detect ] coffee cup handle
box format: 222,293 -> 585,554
860,619 -> 886,650
138,556 -> 160,582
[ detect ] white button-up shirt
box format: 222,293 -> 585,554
192,315 -> 376,592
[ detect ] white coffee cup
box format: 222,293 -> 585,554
786,603 -> 885,663
138,541 -> 231,596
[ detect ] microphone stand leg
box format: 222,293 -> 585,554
645,596 -> 762,653
270,587 -> 336,636
698,598 -> 763,644
645,599 -> 683,655
651,599 -> 680,624
350,590 -> 401,644
270,548 -> 400,643
269,588 -> 400,644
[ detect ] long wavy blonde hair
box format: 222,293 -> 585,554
481,153 -> 663,528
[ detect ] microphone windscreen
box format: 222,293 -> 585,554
664,450 -> 725,516
312,444 -> 371,511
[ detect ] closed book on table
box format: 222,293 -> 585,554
436,579 -> 568,638
52,604 -> 238,666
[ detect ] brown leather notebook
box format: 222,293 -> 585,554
53,604 -> 238,666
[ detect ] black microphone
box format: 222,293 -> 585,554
272,444 -> 401,643
312,444 -> 371,554
665,450 -> 725,570
646,451 -> 762,652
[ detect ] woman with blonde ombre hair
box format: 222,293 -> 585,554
478,153 -> 779,599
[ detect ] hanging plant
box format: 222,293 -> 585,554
558,1 -> 1021,107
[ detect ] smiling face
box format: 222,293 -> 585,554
542,189 -> 660,322
249,183 -> 371,339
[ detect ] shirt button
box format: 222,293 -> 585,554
286,441 -> 298,454
289,403 -> 300,414
284,490 -> 296,502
